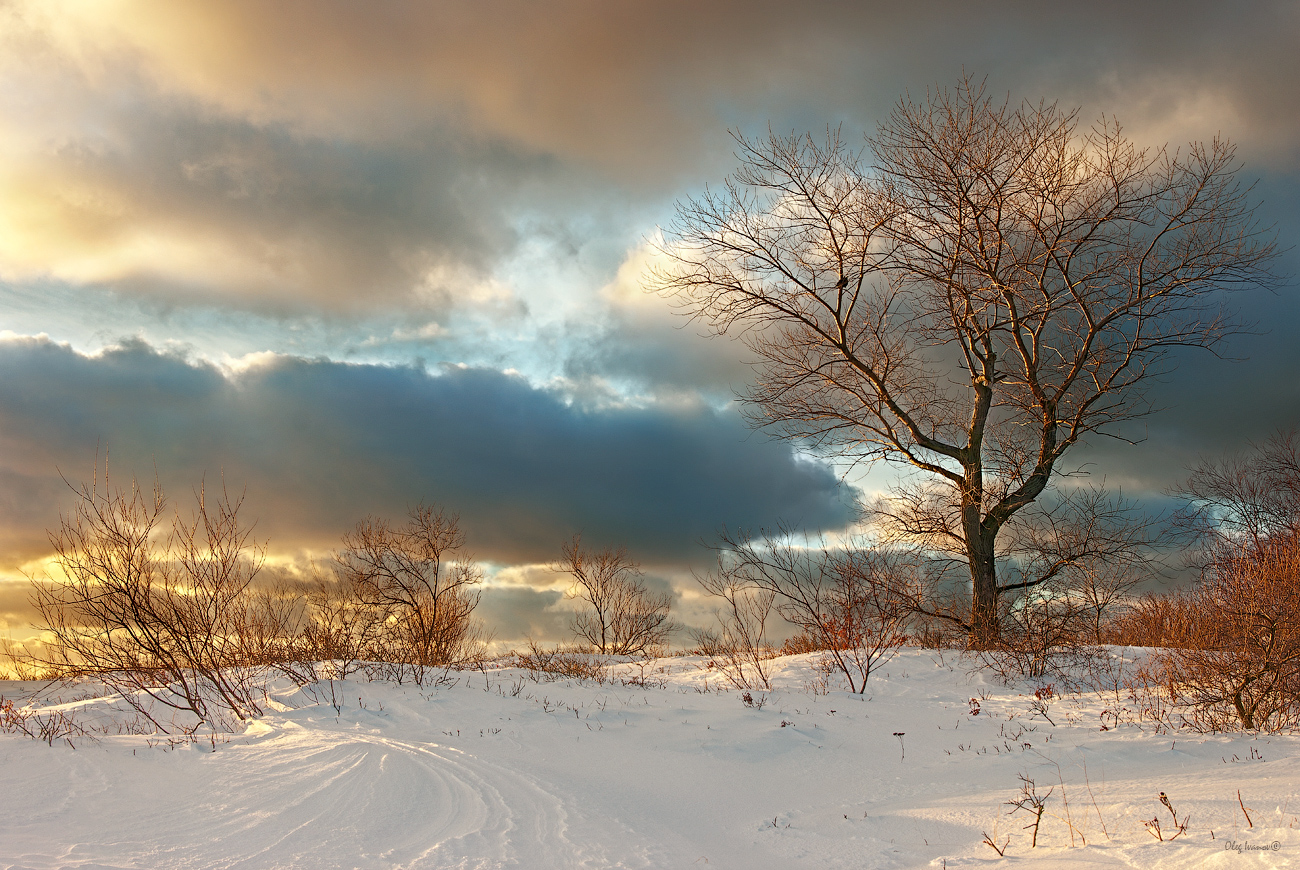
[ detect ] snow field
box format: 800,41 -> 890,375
2,649 -> 1298,869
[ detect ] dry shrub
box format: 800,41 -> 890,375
28,469 -> 493,732
556,536 -> 674,656
701,529 -> 912,693
335,504 -> 489,685
778,632 -> 824,656
29,471 -> 299,732
0,696 -> 88,746
1150,534 -> 1300,731
0,639 -> 59,681
909,609 -> 968,650
972,556 -> 1150,688
1140,431 -> 1300,731
801,549 -> 911,693
1103,592 -> 1201,648
513,638 -> 609,683
297,575 -> 384,679
694,579 -> 778,692
978,592 -> 1108,689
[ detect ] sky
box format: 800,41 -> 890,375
1,0 -> 1297,643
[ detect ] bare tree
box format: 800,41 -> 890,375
1175,429 -> 1300,554
877,484 -> 1164,641
556,535 -> 674,656
652,76 -> 1278,646
695,565 -> 777,692
336,504 -> 487,681
706,528 -> 911,693
31,469 -> 280,731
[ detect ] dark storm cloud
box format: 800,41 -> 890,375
0,337 -> 858,570
1066,303 -> 1300,498
1059,171 -> 1300,497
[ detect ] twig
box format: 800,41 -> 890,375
1146,792 -> 1189,841
1080,759 -> 1111,841
981,830 -> 1009,857
1006,774 -> 1051,847
1238,789 -> 1253,829
1033,750 -> 1085,846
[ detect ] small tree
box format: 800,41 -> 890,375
695,568 -> 777,692
556,535 -> 673,656
1176,429 -> 1300,552
653,76 -> 1278,647
1154,532 -> 1300,731
336,504 -> 487,681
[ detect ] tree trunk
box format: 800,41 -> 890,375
961,437 -> 1000,649
968,529 -> 1000,649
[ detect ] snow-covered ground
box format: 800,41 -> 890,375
2,649 -> 1297,869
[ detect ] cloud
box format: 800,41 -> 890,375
475,586 -> 567,644
0,95 -> 551,313
3,1 -> 1297,319
0,335 -> 859,571
0,0 -> 1295,622
557,241 -> 757,399
21,1 -> 1294,167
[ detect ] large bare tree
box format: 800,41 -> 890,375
652,78 -> 1278,646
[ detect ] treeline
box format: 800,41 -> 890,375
8,468 -> 679,733
8,432 -> 1300,735
21,474 -> 490,731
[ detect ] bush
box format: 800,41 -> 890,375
1151,533 -> 1300,731
978,592 -> 1107,689
1144,431 -> 1300,731
335,504 -> 488,683
556,535 -> 674,656
513,638 -> 609,683
777,632 -> 824,656
1103,592 -> 1200,648
30,471 -> 295,732
704,529 -> 910,693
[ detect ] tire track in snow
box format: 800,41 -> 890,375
2,722 -> 656,869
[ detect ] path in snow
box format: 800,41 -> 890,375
2,712 -> 661,869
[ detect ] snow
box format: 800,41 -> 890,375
2,650 -> 1297,869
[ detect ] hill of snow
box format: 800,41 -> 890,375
2,649 -> 1296,869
